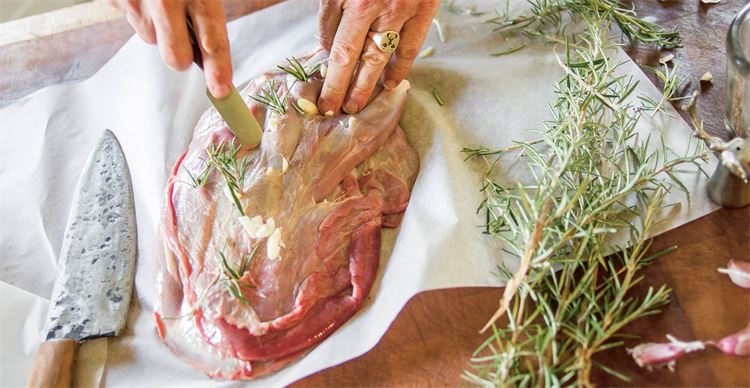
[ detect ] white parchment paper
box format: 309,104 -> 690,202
0,0 -> 718,386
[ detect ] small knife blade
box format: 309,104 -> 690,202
186,17 -> 263,148
27,129 -> 137,388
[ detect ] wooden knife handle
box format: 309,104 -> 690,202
26,338 -> 77,388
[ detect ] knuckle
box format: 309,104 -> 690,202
418,0 -> 440,14
360,49 -> 388,67
162,47 -> 192,70
398,44 -> 421,60
330,42 -> 358,67
322,81 -> 347,97
200,35 -> 228,56
348,85 -> 372,100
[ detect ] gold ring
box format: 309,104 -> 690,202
370,31 -> 400,53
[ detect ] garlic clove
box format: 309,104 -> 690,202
713,324 -> 750,356
297,98 -> 319,116
320,63 -> 328,78
717,259 -> 750,288
628,335 -> 704,371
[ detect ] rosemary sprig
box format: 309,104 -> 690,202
464,21 -> 706,386
637,64 -> 688,118
278,56 -> 320,82
218,244 -> 258,304
487,0 -> 682,50
207,139 -> 252,216
250,79 -> 288,115
183,158 -> 213,188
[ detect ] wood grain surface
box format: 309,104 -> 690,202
1,0 -> 748,386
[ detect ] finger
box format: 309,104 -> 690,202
318,4 -> 377,115
126,11 -> 157,44
318,0 -> 343,50
343,25 -> 404,113
383,10 -> 436,88
150,0 -> 193,71
188,0 -> 232,98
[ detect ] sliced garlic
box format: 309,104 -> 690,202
282,156 -> 289,173
700,71 -> 713,83
324,110 -> 334,117
320,63 -> 328,78
256,217 -> 275,238
658,53 -> 674,65
297,98 -> 319,115
239,215 -> 263,237
239,215 -> 275,239
267,228 -> 283,260
701,0 -> 721,3
418,46 -> 435,59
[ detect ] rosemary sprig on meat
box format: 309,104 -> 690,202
183,158 -> 213,188
218,245 -> 258,304
251,79 -> 288,115
278,56 -> 321,82
207,139 -> 252,216
463,20 -> 707,386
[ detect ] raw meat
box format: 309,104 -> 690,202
153,48 -> 419,379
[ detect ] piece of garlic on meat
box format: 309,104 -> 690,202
282,156 -> 289,173
267,228 -> 283,260
320,64 -> 328,78
297,98 -> 319,116
256,217 -> 275,238
239,215 -> 264,238
239,215 -> 275,239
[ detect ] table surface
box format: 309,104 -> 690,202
2,0 -> 748,386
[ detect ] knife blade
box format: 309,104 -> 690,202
26,129 -> 137,388
186,17 -> 263,148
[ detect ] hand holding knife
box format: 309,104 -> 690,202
186,17 -> 263,148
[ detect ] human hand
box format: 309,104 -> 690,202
108,0 -> 233,98
318,0 -> 439,114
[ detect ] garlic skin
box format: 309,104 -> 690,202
713,324 -> 750,356
717,259 -> 750,288
628,335 -> 705,371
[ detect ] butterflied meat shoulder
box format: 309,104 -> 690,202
153,49 -> 419,379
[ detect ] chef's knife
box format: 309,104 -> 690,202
186,17 -> 263,148
26,129 -> 137,388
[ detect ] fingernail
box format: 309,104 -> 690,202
210,83 -> 231,99
384,79 -> 398,89
318,99 -> 331,115
343,101 -> 359,114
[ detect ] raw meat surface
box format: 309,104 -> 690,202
153,48 -> 419,379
